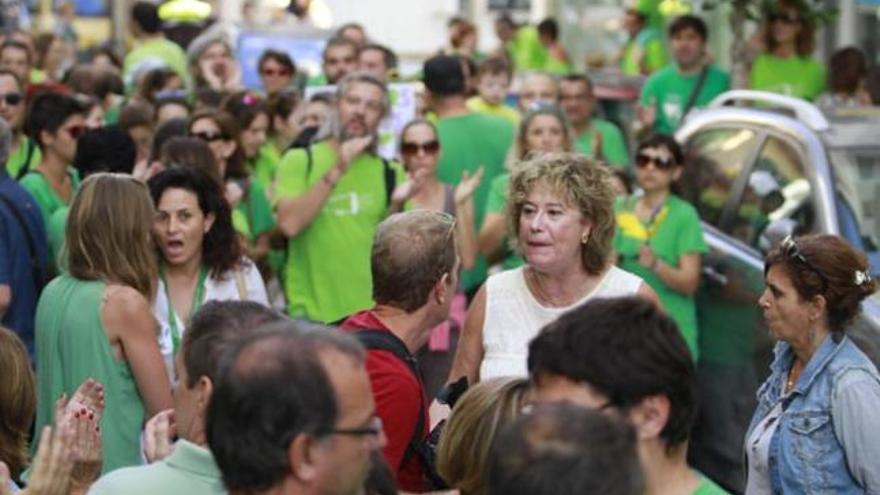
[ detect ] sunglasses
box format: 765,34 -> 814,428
192,131 -> 226,142
780,235 -> 829,294
401,140 -> 440,156
260,67 -> 291,77
770,13 -> 801,24
0,91 -> 22,106
635,153 -> 675,170
64,124 -> 86,140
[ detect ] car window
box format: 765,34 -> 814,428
732,136 -> 815,248
680,128 -> 759,229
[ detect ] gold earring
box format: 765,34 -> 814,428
581,232 -> 589,245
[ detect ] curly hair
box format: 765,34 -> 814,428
507,152 -> 615,275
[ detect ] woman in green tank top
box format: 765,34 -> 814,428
33,174 -> 173,474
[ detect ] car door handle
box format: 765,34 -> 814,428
702,266 -> 729,286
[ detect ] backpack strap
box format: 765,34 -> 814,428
354,329 -> 425,469
305,145 -> 314,180
381,158 -> 395,207
14,138 -> 36,181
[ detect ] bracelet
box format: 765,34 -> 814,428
322,172 -> 337,188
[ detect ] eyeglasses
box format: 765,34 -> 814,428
324,416 -> 384,438
64,125 -> 86,140
0,91 -> 22,106
191,131 -> 226,142
635,153 -> 675,170
780,235 -> 829,294
260,67 -> 291,77
770,12 -> 801,24
401,140 -> 440,156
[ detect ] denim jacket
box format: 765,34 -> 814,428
746,334 -> 880,494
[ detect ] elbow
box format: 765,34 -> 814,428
277,214 -> 302,238
680,278 -> 700,296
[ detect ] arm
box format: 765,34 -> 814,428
455,196 -> 478,271
637,282 -> 663,311
832,368 -> 880,492
651,252 -> 702,295
478,213 -> 507,264
101,286 -> 172,419
447,285 -> 486,385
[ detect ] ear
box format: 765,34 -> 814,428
203,212 -> 215,234
809,294 -> 827,322
288,434 -> 323,483
195,376 -> 213,413
672,166 -> 683,182
433,272 -> 451,306
221,140 -> 236,159
627,395 -> 670,441
40,129 -> 53,149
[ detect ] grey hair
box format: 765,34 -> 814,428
186,32 -> 233,68
0,118 -> 12,167
315,71 -> 389,145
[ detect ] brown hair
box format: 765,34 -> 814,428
507,152 -> 615,275
476,57 -> 512,81
762,0 -> 816,57
436,378 -> 530,495
371,210 -> 457,313
188,108 -> 247,180
516,106 -> 573,160
66,173 -> 157,299
450,19 -> 476,50
765,234 -> 878,331
117,100 -> 156,131
160,136 -> 222,183
829,47 -> 867,95
0,327 -> 35,480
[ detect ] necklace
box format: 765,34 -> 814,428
785,360 -> 803,395
525,268 -> 594,307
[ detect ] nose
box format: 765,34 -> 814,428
758,288 -> 770,308
167,215 -> 181,234
529,210 -> 545,231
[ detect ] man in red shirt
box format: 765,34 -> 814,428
342,210 -> 460,492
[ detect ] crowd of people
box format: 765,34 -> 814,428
2,1 -> 880,494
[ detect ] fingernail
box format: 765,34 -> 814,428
88,412 -> 94,420
80,407 -> 87,415
74,412 -> 80,418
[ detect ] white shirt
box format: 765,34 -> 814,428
480,265 -> 644,380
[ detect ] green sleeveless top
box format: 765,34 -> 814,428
33,275 -> 146,474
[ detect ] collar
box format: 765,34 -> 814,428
341,309 -> 390,332
771,334 -> 844,395
164,439 -> 223,480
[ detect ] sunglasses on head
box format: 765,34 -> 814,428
192,131 -> 226,142
64,125 -> 86,140
260,67 -> 291,77
770,12 -> 801,24
635,153 -> 675,170
0,91 -> 22,106
780,235 -> 829,294
401,140 -> 440,156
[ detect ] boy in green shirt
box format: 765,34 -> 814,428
638,15 -> 731,135
620,6 -> 667,76
466,57 -> 520,127
123,2 -> 189,90
558,74 -> 629,168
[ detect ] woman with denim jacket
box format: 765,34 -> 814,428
746,234 -> 880,494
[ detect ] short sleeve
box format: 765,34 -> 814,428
832,368 -> 880,493
485,174 -> 509,214
675,202 -> 708,255
274,148 -> 311,202
597,121 -> 629,168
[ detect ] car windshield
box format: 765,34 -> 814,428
828,147 -> 880,275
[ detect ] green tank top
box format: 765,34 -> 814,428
33,275 -> 146,474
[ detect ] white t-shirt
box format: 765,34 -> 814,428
480,265 -> 644,380
153,258 -> 269,380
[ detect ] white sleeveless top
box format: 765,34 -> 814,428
480,266 -> 644,380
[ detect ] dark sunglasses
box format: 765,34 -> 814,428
401,140 -> 440,156
0,91 -> 22,106
780,235 -> 829,294
635,153 -> 675,170
769,12 -> 801,24
191,131 -> 226,142
260,67 -> 291,77
64,125 -> 86,140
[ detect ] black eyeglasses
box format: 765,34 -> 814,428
401,140 -> 440,156
0,91 -> 22,106
323,416 -> 383,438
635,153 -> 675,170
191,131 -> 226,142
769,12 -> 801,24
781,235 -> 829,293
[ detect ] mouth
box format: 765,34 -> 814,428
163,239 -> 186,258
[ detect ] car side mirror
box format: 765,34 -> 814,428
758,218 -> 799,253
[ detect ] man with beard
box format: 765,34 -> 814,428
636,15 -> 730,135
275,72 -> 406,324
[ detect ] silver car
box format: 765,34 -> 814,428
674,90 -> 880,493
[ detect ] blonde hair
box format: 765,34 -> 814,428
66,173 -> 157,299
436,378 -> 530,495
506,152 -> 615,275
516,106 -> 573,159
0,327 -> 35,479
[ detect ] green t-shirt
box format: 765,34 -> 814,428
692,473 -> 730,495
466,96 -> 520,127
47,206 -> 68,273
122,37 -> 189,90
574,118 -> 630,169
621,28 -> 667,76
507,26 -> 547,72
614,194 -> 708,359
749,53 -> 826,101
543,53 -> 573,75
436,112 -> 515,291
20,168 -> 80,229
275,141 -> 405,323
640,64 -> 731,134
485,173 -> 523,270
250,143 -> 281,194
235,179 -> 275,241
6,136 -> 41,180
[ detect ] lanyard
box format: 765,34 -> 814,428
160,264 -> 208,354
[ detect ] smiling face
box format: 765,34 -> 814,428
523,114 -> 566,156
153,187 -> 214,268
518,181 -> 590,273
759,264 -> 816,344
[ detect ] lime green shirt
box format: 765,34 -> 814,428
466,96 -> 520,127
507,26 -> 547,72
20,168 -> 80,229
436,113 -> 515,291
693,473 -> 730,494
275,141 -> 405,323
574,118 -> 630,169
621,28 -> 667,76
250,143 -> 281,194
47,206 -> 68,273
123,37 -> 190,90
33,275 -> 146,473
5,137 -> 41,180
485,173 -> 523,270
640,64 -> 731,134
543,53 -> 573,75
749,53 -> 826,101
235,179 -> 275,240
614,194 -> 708,359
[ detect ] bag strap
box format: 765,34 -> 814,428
0,192 -> 47,292
233,266 -> 247,300
354,329 -> 425,468
304,145 -> 314,180
14,138 -> 36,181
681,65 -> 710,122
381,158 -> 395,207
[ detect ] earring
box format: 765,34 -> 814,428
581,232 -> 589,245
